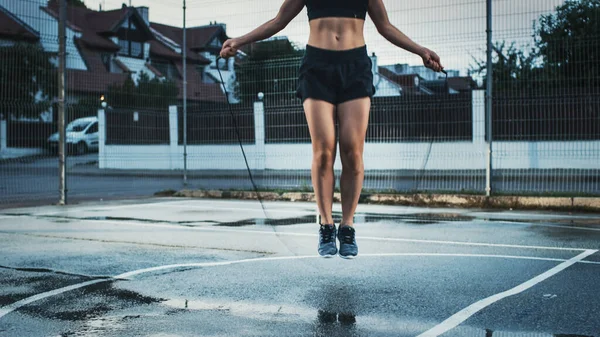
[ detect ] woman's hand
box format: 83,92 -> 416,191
220,38 -> 241,58
420,48 -> 444,72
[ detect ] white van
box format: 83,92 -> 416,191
47,117 -> 99,155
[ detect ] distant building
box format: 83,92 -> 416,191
0,0 -> 230,106
379,63 -> 476,95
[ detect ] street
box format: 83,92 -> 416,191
1,154 -> 598,206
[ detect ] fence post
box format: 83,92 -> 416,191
97,109 -> 106,169
169,105 -> 179,170
0,120 -> 6,153
253,98 -> 266,170
473,90 -> 486,144
58,0 -> 67,205
485,0 -> 494,197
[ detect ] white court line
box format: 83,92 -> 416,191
1,252 -> 598,320
416,249 -> 598,337
0,279 -> 109,319
88,219 -> 592,252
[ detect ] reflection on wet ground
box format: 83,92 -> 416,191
5,210 -> 600,229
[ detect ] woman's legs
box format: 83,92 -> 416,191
303,98 -> 337,225
337,97 -> 371,227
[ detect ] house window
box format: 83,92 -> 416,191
122,19 -> 137,30
101,53 -> 111,71
130,41 -> 143,58
152,59 -> 179,80
118,39 -> 144,59
209,38 -> 222,48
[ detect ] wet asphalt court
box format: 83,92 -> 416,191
0,198 -> 599,337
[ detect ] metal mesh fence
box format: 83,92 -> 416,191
0,0 -> 598,206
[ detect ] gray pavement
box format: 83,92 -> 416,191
0,199 -> 599,336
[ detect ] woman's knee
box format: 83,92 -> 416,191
313,148 -> 335,171
341,149 -> 364,174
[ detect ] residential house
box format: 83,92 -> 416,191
150,21 -> 235,103
1,0 -> 227,108
379,64 -> 476,95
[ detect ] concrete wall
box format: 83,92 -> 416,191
98,91 -> 600,171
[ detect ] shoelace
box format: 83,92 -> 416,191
339,228 -> 355,244
319,225 -> 335,243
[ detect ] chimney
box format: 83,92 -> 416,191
370,52 -> 377,78
136,6 -> 149,25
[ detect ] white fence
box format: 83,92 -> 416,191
98,91 -> 599,172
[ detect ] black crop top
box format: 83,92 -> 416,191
306,0 -> 369,21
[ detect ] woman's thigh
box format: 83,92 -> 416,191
303,98 -> 337,152
337,97 -> 371,156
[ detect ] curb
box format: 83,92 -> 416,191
173,190 -> 600,212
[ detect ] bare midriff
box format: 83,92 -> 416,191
307,17 -> 366,50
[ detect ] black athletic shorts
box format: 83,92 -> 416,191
296,45 -> 376,105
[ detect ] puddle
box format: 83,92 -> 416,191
215,212 -> 474,227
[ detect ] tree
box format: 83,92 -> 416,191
469,42 -> 539,94
106,72 -> 179,110
235,38 -> 305,102
0,43 -> 57,119
536,0 -> 600,88
470,0 -> 600,92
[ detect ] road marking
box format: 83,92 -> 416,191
416,249 -> 598,337
1,252 -> 598,320
0,279 -> 109,319
87,219 -> 592,252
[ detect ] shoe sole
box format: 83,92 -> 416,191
320,254 -> 336,258
338,254 -> 356,259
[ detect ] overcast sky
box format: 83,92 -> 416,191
83,0 -> 565,75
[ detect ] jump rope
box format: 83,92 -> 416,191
216,57 -> 268,219
416,69 -> 447,191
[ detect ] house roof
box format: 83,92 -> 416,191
176,61 -> 226,103
0,6 -> 40,42
67,69 -> 130,95
151,23 -> 222,48
74,38 -> 109,73
45,2 -> 152,51
378,68 -> 420,88
151,22 -> 226,53
447,77 -> 477,91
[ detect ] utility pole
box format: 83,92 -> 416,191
485,0 -> 493,197
183,0 -> 188,185
58,0 -> 67,205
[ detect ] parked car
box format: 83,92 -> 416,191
47,117 -> 99,155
